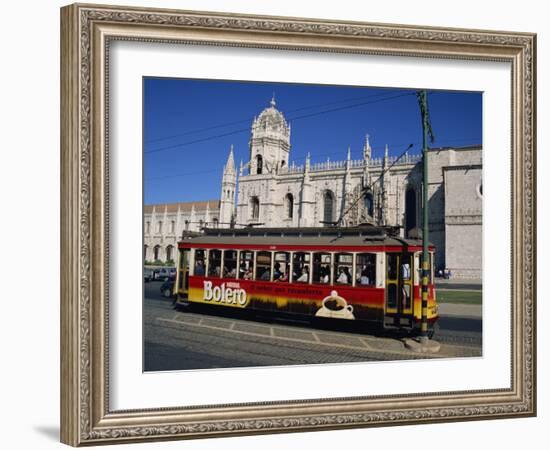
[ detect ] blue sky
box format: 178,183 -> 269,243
143,78 -> 482,204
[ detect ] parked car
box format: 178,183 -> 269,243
160,276 -> 175,298
156,267 -> 176,281
143,268 -> 154,282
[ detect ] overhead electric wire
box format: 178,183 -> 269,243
144,91 -> 416,155
144,88 -> 411,145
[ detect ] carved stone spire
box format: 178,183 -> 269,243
224,144 -> 236,174
362,134 -> 373,189
220,145 -> 237,228
345,146 -> 352,188
381,144 -> 390,225
363,134 -> 372,161
299,152 -> 314,227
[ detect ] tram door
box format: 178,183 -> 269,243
385,253 -> 414,324
176,248 -> 190,298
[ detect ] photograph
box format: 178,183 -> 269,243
142,78 -> 483,371
0,0 -> 544,446
56,2 -> 536,445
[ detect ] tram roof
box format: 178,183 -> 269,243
179,226 -> 431,248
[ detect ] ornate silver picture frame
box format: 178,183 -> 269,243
60,3 -> 536,446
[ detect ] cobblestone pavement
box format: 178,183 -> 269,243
143,283 -> 482,371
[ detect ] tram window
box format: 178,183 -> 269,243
355,253 -> 376,286
403,284 -> 411,309
312,253 -> 331,284
292,252 -> 311,283
387,284 -> 398,309
334,253 -> 353,284
387,253 -> 398,280
223,250 -> 238,278
208,250 -> 222,277
256,251 -> 272,281
239,251 -> 254,280
178,249 -> 189,290
274,252 -> 290,282
193,249 -> 206,277
179,249 -> 186,269
401,254 -> 412,280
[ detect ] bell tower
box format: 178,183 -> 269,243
219,145 -> 237,227
249,96 -> 291,174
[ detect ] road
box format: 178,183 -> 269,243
143,281 -> 482,372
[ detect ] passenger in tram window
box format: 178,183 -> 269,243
243,268 -> 252,280
273,262 -> 282,280
194,259 -> 205,276
322,272 -> 330,284
344,267 -> 352,284
260,268 -> 271,281
296,266 -> 309,283
359,268 -> 370,285
402,262 -> 411,280
225,266 -> 236,278
239,261 -> 247,278
336,267 -> 348,284
278,266 -> 289,282
317,267 -> 325,283
318,266 -> 329,284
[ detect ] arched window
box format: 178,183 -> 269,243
285,193 -> 294,219
256,155 -> 263,175
143,245 -> 148,260
213,218 -> 219,228
250,196 -> 260,220
157,221 -> 163,233
170,220 -> 175,233
184,220 -> 189,231
153,245 -> 160,261
364,192 -> 374,217
323,190 -> 335,225
145,221 -> 150,234
405,187 -> 417,235
165,245 -> 173,262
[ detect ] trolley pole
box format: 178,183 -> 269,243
405,91 -> 440,353
418,90 -> 430,343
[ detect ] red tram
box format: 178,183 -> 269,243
174,226 -> 438,335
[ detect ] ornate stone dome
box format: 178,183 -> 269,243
253,96 -> 289,134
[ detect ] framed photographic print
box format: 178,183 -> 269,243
60,3 -> 536,446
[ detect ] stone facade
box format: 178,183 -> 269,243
144,98 -> 482,279
143,200 -> 219,263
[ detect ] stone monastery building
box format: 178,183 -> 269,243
144,98 -> 482,279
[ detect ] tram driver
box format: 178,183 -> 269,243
194,259 -> 205,276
